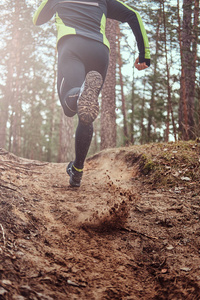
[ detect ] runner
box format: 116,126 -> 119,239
33,0 -> 150,187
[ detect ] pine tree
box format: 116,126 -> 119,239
100,19 -> 117,150
179,0 -> 199,139
117,24 -> 128,145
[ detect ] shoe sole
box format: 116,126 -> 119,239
78,71 -> 103,125
69,178 -> 80,187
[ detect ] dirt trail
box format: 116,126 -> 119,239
0,144 -> 200,299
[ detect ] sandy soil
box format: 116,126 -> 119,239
0,143 -> 200,300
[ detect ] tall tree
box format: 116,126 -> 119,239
178,0 -> 189,140
47,49 -> 57,162
11,0 -> 23,155
117,24 -> 128,145
57,112 -> 74,163
0,1 -> 16,148
162,0 -> 176,142
130,52 -> 136,144
180,0 -> 199,139
193,0 -> 199,134
140,79 -> 147,145
147,1 -> 162,143
100,19 -> 117,150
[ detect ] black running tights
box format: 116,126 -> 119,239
57,36 -> 109,169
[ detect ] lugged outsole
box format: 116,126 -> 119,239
78,71 -> 103,125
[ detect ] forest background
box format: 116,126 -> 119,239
0,0 -> 199,163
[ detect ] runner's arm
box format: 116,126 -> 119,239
107,0 -> 150,67
33,0 -> 55,25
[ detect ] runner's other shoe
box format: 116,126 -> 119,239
77,71 -> 103,125
67,161 -> 83,187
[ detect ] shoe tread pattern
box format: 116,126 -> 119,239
78,71 -> 103,125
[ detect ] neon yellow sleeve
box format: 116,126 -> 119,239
33,0 -> 54,26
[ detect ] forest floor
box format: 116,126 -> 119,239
0,140 -> 200,300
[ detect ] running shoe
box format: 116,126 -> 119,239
77,71 -> 103,125
67,161 -> 83,187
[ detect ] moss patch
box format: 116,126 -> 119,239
125,140 -> 200,191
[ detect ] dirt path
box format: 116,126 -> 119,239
0,145 -> 200,299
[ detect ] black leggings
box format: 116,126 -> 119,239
57,36 -> 109,169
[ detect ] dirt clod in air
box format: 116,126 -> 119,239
81,199 -> 129,233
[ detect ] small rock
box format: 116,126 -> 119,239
161,268 -> 168,274
1,279 -> 12,285
67,279 -> 80,287
180,267 -> 191,272
166,245 -> 174,251
16,251 -> 25,257
180,176 -> 191,181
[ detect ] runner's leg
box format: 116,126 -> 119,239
57,36 -> 109,174
57,44 -> 85,117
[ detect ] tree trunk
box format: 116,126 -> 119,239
178,0 -> 189,140
180,0 -> 198,140
193,0 -> 199,134
0,0 -> 21,150
130,53 -> 136,144
198,86 -> 200,136
100,19 -> 117,150
11,0 -> 22,155
140,79 -> 146,145
117,24 -> 128,145
182,0 -> 194,139
0,63 -> 12,149
147,3 -> 161,143
47,49 -> 57,162
57,112 -> 74,163
162,1 -> 176,142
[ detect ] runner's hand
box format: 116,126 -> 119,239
134,57 -> 148,71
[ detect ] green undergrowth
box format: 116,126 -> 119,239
125,140 -> 200,191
